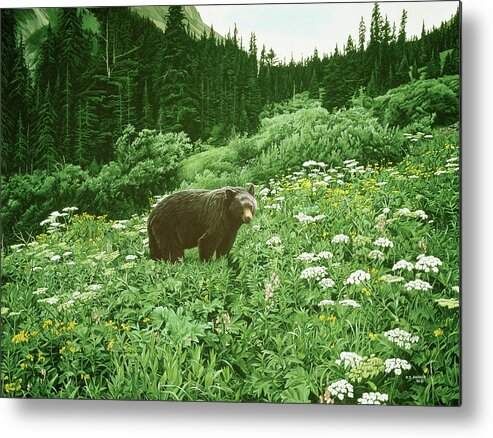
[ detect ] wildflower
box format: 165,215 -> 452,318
382,208 -> 390,214
125,255 -> 138,261
346,270 -> 370,285
339,299 -> 361,308
296,252 -> 318,262
368,249 -> 384,260
374,237 -> 394,248
319,278 -> 335,289
300,266 -> 327,280
62,251 -> 73,257
266,236 -> 282,246
331,234 -> 350,244
384,358 -> 412,375
404,279 -> 432,292
383,328 -> 419,349
357,392 -> 389,405
335,352 -> 363,369
392,260 -> 414,271
368,333 -> 378,341
317,251 -> 333,260
318,299 -> 336,306
38,296 -> 59,305
111,223 -> 126,229
87,284 -> 102,291
326,379 -> 354,401
415,254 -> 442,273
435,298 -> 459,309
265,203 -> 282,211
62,207 -> 79,212
294,212 -> 326,224
327,315 -> 337,323
33,287 -> 48,295
434,328 -> 444,337
452,286 -> 460,294
12,330 -> 30,343
265,283 -> 274,301
50,255 -> 61,262
379,274 -> 405,283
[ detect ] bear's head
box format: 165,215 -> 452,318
226,185 -> 257,225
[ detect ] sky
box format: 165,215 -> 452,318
196,1 -> 459,62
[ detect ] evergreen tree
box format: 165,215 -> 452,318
159,6 -> 200,139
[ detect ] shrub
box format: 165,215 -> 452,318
245,106 -> 405,183
371,76 -> 459,129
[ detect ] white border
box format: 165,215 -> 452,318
2,0 -> 492,437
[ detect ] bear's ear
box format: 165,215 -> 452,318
225,189 -> 235,200
247,184 -> 255,196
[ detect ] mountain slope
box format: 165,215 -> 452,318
12,6 -> 221,68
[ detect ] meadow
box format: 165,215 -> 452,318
1,130 -> 460,404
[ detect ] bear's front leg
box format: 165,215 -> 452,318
216,232 -> 237,259
198,232 -> 220,261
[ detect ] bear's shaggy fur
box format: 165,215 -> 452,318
147,185 -> 257,262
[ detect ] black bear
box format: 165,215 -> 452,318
147,185 -> 257,262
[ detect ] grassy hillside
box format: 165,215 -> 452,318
2,132 -> 459,404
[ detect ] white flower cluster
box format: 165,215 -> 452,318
296,251 -> 333,262
303,160 -> 327,168
368,249 -> 384,260
335,352 -> 363,369
266,236 -> 282,246
346,270 -> 370,285
125,255 -> 138,261
300,266 -> 327,281
332,234 -> 350,244
318,299 -> 336,306
318,299 -> 361,308
392,259 -> 414,271
384,358 -> 412,375
404,279 -> 432,292
339,299 -> 361,308
380,274 -> 404,283
40,210 -> 70,227
357,392 -> 389,405
294,212 -> 326,224
62,206 -> 79,212
415,254 -> 442,273
374,237 -> 394,248
396,208 -> 428,220
383,328 -> 419,349
264,203 -> 282,211
327,379 -> 354,401
319,278 -> 335,289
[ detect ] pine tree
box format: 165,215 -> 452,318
159,6 -> 200,139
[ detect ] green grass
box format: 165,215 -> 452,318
1,132 -> 459,404
179,146 -> 238,182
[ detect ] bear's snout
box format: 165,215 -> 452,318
243,208 -> 253,224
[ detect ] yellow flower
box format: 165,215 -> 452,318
423,366 -> 429,374
66,340 -> 72,345
12,330 -> 29,344
59,346 -> 66,354
80,373 -> 90,380
26,354 -> 34,362
368,333 -> 378,341
107,338 -> 115,351
319,315 -> 326,321
434,328 -> 444,337
362,287 -> 372,297
121,323 -> 130,331
66,321 -> 77,330
37,352 -> 46,363
20,363 -> 28,370
142,317 -> 150,323
69,347 -> 76,353
327,315 -> 337,323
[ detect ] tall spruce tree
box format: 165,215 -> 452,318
159,6 -> 200,139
